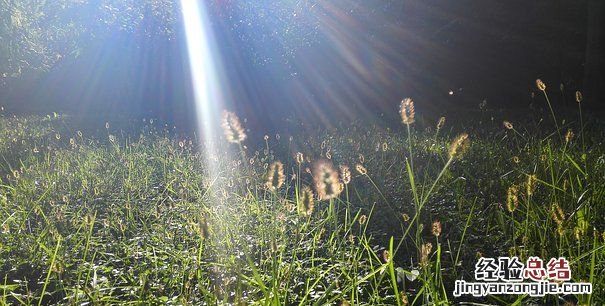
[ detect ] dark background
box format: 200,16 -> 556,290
1,0 -> 603,130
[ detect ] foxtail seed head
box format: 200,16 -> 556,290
359,214 -> 367,225
382,250 -> 391,262
506,185 -> 519,213
313,160 -> 342,200
437,116 -> 446,130
550,203 -> 565,226
565,129 -> 574,143
432,220 -> 442,237
399,98 -> 415,125
575,91 -> 582,103
401,294 -> 409,305
295,152 -> 304,164
298,186 -> 315,217
221,111 -> 247,144
420,242 -> 433,266
526,174 -> 537,197
340,165 -> 351,185
574,226 -> 584,240
265,161 -> 285,191
536,79 -> 546,91
448,133 -> 470,160
503,121 -> 514,130
355,163 -> 367,175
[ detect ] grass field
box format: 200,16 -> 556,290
0,93 -> 604,305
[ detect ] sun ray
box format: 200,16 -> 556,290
180,0 -> 226,176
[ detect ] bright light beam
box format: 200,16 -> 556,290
180,0 -> 224,174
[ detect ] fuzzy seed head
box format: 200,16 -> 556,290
526,174 -> 537,197
536,79 -> 546,91
550,203 -> 565,226
399,98 -> 415,125
420,242 -> 433,266
503,121 -> 514,130
265,161 -> 285,191
506,185 -> 519,213
355,163 -> 367,175
284,201 -> 295,212
565,129 -> 574,143
339,165 -> 351,184
295,152 -> 304,164
221,111 -> 247,144
574,226 -> 584,240
298,186 -> 315,217
382,250 -> 391,262
401,294 -> 409,305
432,220 -> 442,237
448,133 -> 470,160
437,116 -> 446,130
358,214 -> 367,225
575,91 -> 582,103
313,160 -> 342,200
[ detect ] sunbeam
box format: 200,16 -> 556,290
1,1 -> 602,304
180,0 -> 225,176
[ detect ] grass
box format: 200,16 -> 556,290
0,95 -> 604,305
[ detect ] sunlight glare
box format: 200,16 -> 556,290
180,0 -> 224,175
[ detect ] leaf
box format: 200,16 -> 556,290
406,269 -> 420,282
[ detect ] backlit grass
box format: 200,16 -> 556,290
0,97 -> 604,305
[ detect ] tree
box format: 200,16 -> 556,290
0,0 -> 78,85
0,0 -> 177,87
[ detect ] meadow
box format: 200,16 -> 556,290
0,85 -> 604,305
